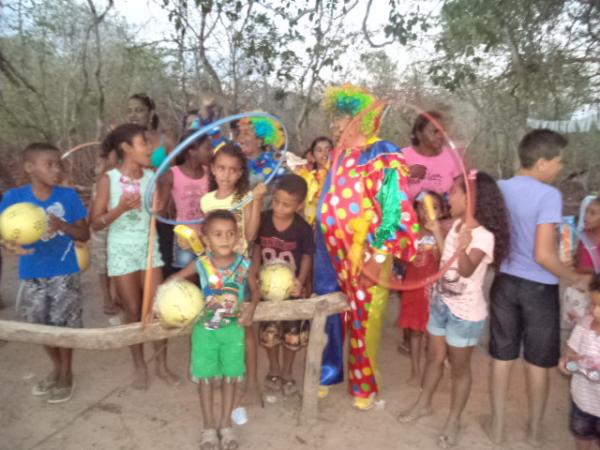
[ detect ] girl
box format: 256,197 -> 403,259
91,123 -> 178,390
578,197 -> 600,274
157,130 -> 211,269
560,274 -> 600,450
200,143 -> 267,410
398,172 -> 509,449
309,136 -> 333,172
397,191 -> 444,386
127,93 -> 177,278
403,111 -> 462,201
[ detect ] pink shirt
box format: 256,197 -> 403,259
171,165 -> 208,232
577,239 -> 600,272
402,146 -> 462,199
568,316 -> 600,417
436,220 -> 494,321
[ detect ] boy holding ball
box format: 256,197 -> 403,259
0,143 -> 89,403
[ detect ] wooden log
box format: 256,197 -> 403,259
300,299 -> 330,425
0,293 -> 348,350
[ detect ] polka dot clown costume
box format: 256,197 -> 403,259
238,116 -> 287,186
315,84 -> 419,410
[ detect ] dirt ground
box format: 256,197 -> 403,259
0,251 -> 576,450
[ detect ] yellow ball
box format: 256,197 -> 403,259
157,280 -> 205,328
0,202 -> 47,245
259,262 -> 296,302
75,245 -> 90,272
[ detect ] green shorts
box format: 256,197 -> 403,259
191,322 -> 246,380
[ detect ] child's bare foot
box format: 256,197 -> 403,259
397,404 -> 432,423
437,421 -> 460,448
479,415 -> 504,445
131,367 -> 148,391
219,427 -> 239,450
156,367 -> 181,386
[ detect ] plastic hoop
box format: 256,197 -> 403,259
328,100 -> 474,291
144,111 -> 289,226
61,141 -> 101,160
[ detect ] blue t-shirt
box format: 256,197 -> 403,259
498,176 -> 562,284
0,185 -> 88,279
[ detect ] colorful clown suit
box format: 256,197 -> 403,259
315,139 -> 419,402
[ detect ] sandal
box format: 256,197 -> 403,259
282,379 -> 298,396
219,427 -> 239,450
199,428 -> 219,450
264,374 -> 282,391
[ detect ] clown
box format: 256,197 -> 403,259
237,116 -> 287,186
315,84 -> 420,410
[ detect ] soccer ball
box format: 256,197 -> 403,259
259,261 -> 296,302
0,202 -> 47,245
156,280 -> 205,328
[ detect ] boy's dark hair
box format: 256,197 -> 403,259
202,209 -> 237,233
208,143 -> 249,201
174,129 -> 210,165
411,111 -> 443,146
129,93 -> 159,130
102,123 -> 146,160
518,129 -> 567,169
23,143 -> 60,162
275,173 -> 308,203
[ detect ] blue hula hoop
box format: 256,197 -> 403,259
144,111 -> 288,226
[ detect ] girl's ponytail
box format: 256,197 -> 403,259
102,123 -> 146,160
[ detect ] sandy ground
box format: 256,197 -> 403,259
0,252 -> 576,450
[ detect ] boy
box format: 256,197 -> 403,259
0,143 -> 89,403
254,174 -> 314,395
168,209 -> 259,450
483,130 -> 589,446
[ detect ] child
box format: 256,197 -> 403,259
578,197 -> 600,274
398,172 -> 510,449
560,274 -> 600,450
167,210 -> 259,450
200,143 -> 266,255
397,191 -> 443,386
90,123 -> 177,390
484,129 -> 590,446
0,143 -> 90,403
200,143 -> 266,406
157,130 -> 211,268
254,174 -> 314,395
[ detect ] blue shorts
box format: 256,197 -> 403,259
427,294 -> 485,348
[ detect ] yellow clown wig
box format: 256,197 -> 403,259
323,84 -> 385,138
239,115 -> 285,150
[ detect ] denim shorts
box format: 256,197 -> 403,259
570,400 -> 600,440
427,294 -> 485,348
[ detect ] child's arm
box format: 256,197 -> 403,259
90,174 -> 139,231
48,216 -> 90,242
291,254 -> 312,297
535,223 -> 589,288
156,169 -> 174,216
244,183 -> 267,243
164,260 -> 197,283
558,345 -> 579,376
456,226 -> 487,277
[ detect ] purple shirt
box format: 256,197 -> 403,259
499,176 -> 562,284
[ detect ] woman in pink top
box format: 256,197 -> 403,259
403,111 -> 462,200
157,130 -> 211,268
399,172 -> 510,449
